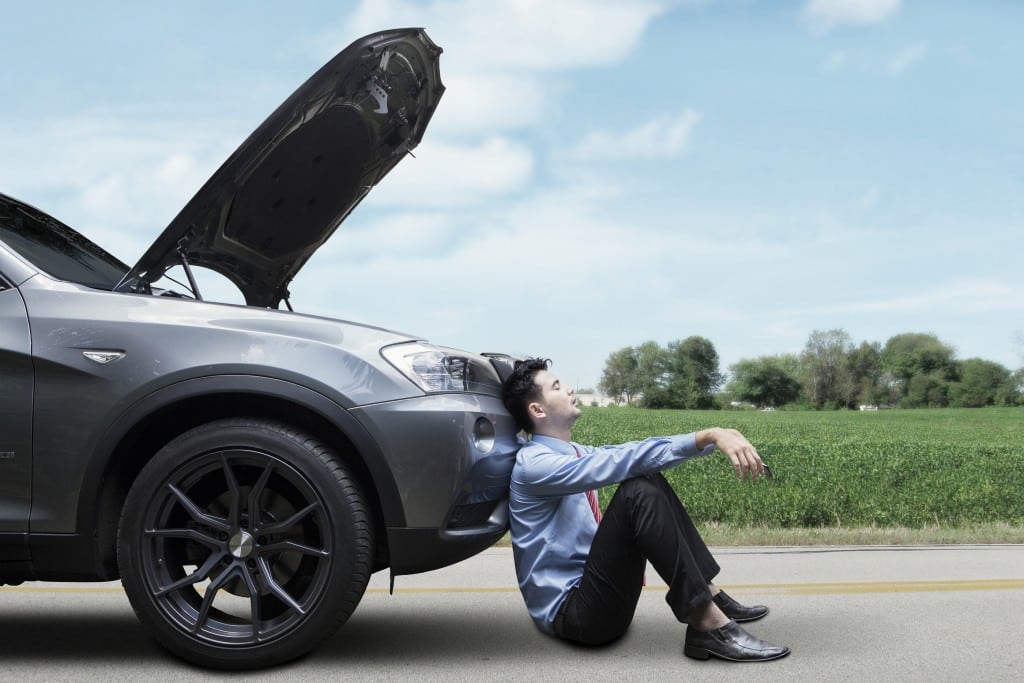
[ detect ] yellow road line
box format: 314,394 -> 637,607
1,585 -> 125,594
369,578 -> 1024,596
5,578 -> 1023,597
721,579 -> 1024,595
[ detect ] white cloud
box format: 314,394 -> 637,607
154,153 -> 205,194
833,279 -> 1024,315
338,0 -> 667,72
4,1 -> 1019,391
295,184 -> 805,369
369,137 -> 534,207
0,113 -> 242,260
316,0 -> 668,142
295,186 -> 823,390
566,108 -> 702,161
818,40 -> 928,77
319,211 -> 457,264
887,41 -> 929,75
802,0 -> 901,32
427,73 -> 551,137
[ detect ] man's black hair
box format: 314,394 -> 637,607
501,357 -> 551,433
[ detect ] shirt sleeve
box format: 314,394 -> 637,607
513,433 -> 714,497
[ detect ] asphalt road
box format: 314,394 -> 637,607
2,544 -> 1022,681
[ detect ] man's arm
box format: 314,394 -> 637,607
695,428 -> 766,480
515,435 -> 708,497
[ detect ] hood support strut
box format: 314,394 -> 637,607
177,242 -> 203,301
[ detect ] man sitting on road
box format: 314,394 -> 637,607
501,357 -> 790,662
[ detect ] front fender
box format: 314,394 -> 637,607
79,374 -> 405,532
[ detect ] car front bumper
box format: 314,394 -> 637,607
351,392 -> 519,574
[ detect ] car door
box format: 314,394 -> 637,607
0,275 -> 32,536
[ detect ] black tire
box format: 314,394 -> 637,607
117,418 -> 372,669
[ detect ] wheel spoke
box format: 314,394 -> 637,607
168,483 -> 229,533
259,501 -> 321,536
154,550 -> 226,598
145,526 -> 220,548
256,556 -> 308,615
260,539 -> 329,557
238,567 -> 264,642
247,463 -> 274,529
191,563 -> 243,636
220,454 -> 241,530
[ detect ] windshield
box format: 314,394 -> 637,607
0,195 -> 128,290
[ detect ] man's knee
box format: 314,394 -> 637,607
618,473 -> 670,500
613,473 -> 690,525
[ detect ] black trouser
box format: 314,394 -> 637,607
553,473 -> 720,645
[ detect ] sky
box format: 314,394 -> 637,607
2,0 -> 1022,391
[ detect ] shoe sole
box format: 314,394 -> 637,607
737,614 -> 770,626
732,610 -> 769,623
683,644 -> 791,662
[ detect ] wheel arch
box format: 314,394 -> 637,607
82,375 -> 402,579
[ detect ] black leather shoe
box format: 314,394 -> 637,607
713,590 -> 768,623
684,620 -> 790,662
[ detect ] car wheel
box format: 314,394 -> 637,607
117,418 -> 372,669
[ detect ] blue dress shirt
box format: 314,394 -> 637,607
509,432 -> 715,634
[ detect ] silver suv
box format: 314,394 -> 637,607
0,28 -> 518,669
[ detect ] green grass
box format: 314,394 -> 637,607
494,522 -> 1024,547
696,522 -> 1024,546
571,406 -> 1024,537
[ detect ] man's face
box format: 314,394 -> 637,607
531,369 -> 581,429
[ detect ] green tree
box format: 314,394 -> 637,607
1014,331 -> 1024,405
880,333 -> 958,400
598,346 -> 641,404
1010,368 -> 1024,406
728,354 -> 801,407
902,372 -> 950,408
847,341 -> 883,406
950,358 -> 1014,407
604,339 -> 723,409
635,341 -> 671,408
664,336 -> 723,409
799,329 -> 855,409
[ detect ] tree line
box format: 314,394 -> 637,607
598,330 -> 1024,409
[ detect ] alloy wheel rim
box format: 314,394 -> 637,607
139,449 -> 334,646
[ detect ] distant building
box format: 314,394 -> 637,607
576,392 -> 622,407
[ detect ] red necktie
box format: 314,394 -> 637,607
574,447 -> 602,523
585,488 -> 603,523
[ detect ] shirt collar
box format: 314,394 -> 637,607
529,433 -> 577,455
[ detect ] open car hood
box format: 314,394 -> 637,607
116,28 -> 444,307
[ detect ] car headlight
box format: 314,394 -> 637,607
382,342 -> 501,394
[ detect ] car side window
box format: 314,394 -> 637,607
0,200 -> 128,290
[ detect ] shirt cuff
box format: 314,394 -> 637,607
670,433 -> 715,458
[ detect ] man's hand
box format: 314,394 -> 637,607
695,427 -> 766,480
